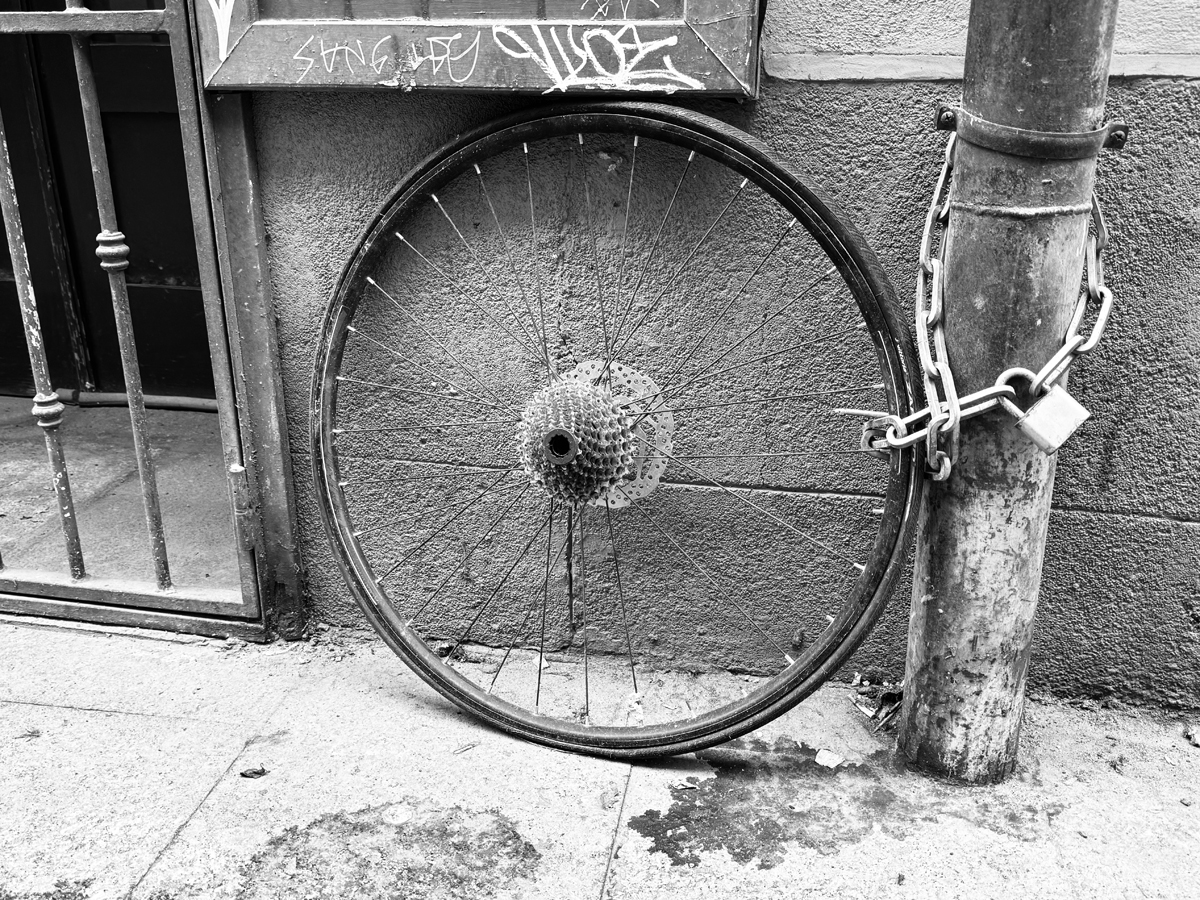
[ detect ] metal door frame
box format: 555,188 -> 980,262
0,1 -> 305,641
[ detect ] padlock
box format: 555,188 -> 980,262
1000,383 -> 1090,454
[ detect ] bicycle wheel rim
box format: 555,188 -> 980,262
312,102 -> 921,758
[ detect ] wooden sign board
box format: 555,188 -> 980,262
194,0 -> 760,96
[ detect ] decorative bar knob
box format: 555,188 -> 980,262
31,391 -> 65,429
95,230 -> 130,272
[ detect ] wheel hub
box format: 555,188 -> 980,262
517,360 -> 674,508
518,377 -> 634,505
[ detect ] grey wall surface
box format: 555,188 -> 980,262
250,13 -> 1200,705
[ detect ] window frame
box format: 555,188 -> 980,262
193,0 -> 760,95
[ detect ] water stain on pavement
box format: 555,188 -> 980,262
628,737 -> 1063,869
231,801 -> 540,899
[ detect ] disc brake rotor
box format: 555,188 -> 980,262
565,360 -> 674,509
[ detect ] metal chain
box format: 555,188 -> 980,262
914,134 -> 960,479
840,135 -> 1115,481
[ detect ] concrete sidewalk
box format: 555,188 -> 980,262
1,616 -> 1196,900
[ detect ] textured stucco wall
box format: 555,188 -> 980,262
761,0 -> 1200,58
762,0 -> 1200,82
251,11 -> 1200,705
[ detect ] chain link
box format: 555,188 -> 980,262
839,136 -> 1115,481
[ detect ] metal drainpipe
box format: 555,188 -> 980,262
898,0 -> 1121,783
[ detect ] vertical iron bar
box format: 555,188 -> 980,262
12,34 -> 95,390
67,19 -> 172,589
165,0 -> 261,609
0,104 -> 85,578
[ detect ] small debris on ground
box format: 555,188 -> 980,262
220,637 -> 250,655
624,692 -> 645,727
814,749 -> 844,769
897,873 -> 906,885
453,742 -> 478,755
1184,724 -> 1200,748
853,697 -> 875,717
851,684 -> 904,732
15,728 -> 42,740
599,784 -> 622,810
381,804 -> 414,826
1181,798 -> 1193,807
240,765 -> 268,779
1107,754 -> 1127,774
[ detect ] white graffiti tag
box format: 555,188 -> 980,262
205,0 -> 237,61
580,0 -> 660,20
407,31 -> 482,84
294,36 -> 377,82
492,24 -> 703,93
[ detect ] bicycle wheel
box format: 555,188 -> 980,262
312,102 -> 921,758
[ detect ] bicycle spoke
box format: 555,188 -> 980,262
374,479 -> 525,580
668,385 -> 885,415
662,265 -> 839,402
487,521 -> 571,696
334,418 -> 518,435
336,375 -> 506,413
604,135 -> 639,373
615,486 -> 793,665
610,176 -> 748,361
536,499 -> 555,711
577,504 -> 590,721
447,511 -> 552,663
338,455 -> 508,468
397,227 -> 541,363
577,134 -> 613,376
359,464 -> 518,544
340,465 -> 508,488
361,480 -> 523,561
604,499 -> 638,695
607,150 -> 694,367
635,434 -> 865,571
487,602 -> 537,694
666,450 -> 881,460
664,328 -> 864,403
652,218 -> 796,397
365,276 -> 507,407
345,325 -> 500,410
408,486 -> 533,623
522,144 -> 555,377
624,327 -> 862,421
430,193 -> 544,358
476,163 -> 554,376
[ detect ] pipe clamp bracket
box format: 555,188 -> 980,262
935,105 -> 1129,159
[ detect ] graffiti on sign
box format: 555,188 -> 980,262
581,0 -> 660,19
293,36 -> 399,82
197,0 -> 754,94
492,24 -> 704,93
408,32 -> 483,85
205,0 -> 238,61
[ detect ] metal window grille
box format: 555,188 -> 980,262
0,0 -> 262,633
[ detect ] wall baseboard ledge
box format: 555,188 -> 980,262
763,52 -> 1200,82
